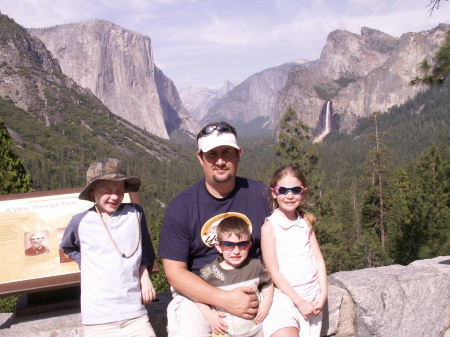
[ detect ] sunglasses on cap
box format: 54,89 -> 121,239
201,124 -> 232,136
273,186 -> 305,195
218,241 -> 251,251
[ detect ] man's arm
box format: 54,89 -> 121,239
163,259 -> 259,319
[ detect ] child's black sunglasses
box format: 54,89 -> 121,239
218,241 -> 251,250
273,186 -> 305,195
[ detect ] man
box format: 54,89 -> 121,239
158,122 -> 270,337
25,233 -> 50,256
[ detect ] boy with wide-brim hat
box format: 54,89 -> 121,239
61,158 -> 157,337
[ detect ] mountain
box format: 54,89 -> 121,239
201,59 -> 310,134
179,80 -> 239,121
28,19 -> 199,140
0,14 -> 195,201
196,25 -> 448,138
278,25 -> 450,135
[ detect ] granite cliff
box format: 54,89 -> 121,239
277,25 -> 449,135
194,25 -> 448,137
29,20 -> 199,140
0,14 -> 184,167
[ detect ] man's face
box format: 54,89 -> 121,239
197,145 -> 242,186
30,235 -> 44,249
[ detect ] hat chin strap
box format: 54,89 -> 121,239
93,194 -> 141,259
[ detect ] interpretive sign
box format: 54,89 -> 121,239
0,188 -> 153,297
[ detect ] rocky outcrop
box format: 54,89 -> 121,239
0,15 -> 97,123
318,27 -> 397,80
29,20 -> 199,139
335,24 -> 449,131
0,15 -> 62,114
1,256 -> 448,337
274,65 -> 331,134
325,256 -> 450,336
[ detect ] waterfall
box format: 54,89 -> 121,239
314,101 -> 331,142
324,101 -> 330,134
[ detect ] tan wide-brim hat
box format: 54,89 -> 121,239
78,158 -> 141,201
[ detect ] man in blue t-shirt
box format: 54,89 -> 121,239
158,121 -> 270,337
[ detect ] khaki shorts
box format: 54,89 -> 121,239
167,289 -> 211,337
167,288 -> 263,337
83,314 -> 155,337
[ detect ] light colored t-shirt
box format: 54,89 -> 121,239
199,257 -> 272,337
61,203 -> 155,325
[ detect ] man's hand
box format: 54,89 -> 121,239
220,286 -> 259,319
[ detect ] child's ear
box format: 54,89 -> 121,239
270,188 -> 277,199
214,242 -> 223,254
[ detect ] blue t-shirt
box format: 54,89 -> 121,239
158,177 -> 270,275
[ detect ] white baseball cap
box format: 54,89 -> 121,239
198,130 -> 239,152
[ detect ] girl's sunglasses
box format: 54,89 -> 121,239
201,124 -> 232,136
218,241 -> 251,251
273,186 -> 305,195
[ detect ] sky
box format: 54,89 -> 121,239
1,0 -> 449,90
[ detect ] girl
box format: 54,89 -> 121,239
262,165 -> 327,337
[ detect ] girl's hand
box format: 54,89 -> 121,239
312,294 -> 327,315
296,300 -> 315,320
254,306 -> 269,325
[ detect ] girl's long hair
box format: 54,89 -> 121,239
269,164 -> 317,230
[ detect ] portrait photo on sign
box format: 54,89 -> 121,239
24,230 -> 50,256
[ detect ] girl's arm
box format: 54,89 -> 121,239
261,220 -> 314,319
139,265 -> 156,304
254,282 -> 273,324
310,231 -> 328,314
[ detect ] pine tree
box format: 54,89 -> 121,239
362,112 -> 392,249
275,107 -> 319,175
386,168 -> 417,264
275,106 -> 322,202
0,117 -> 33,195
410,144 -> 450,259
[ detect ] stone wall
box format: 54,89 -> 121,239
1,256 -> 449,337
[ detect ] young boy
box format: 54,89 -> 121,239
196,216 -> 274,337
60,158 -> 157,337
